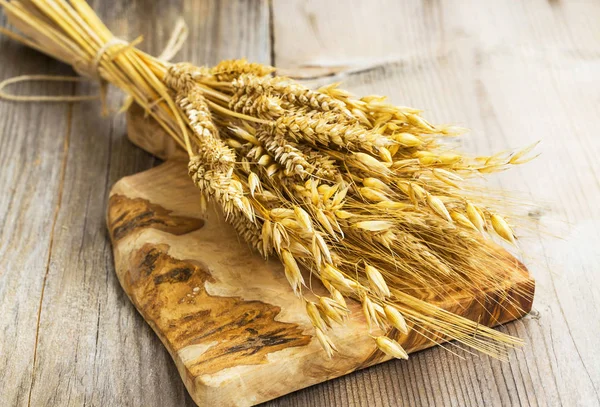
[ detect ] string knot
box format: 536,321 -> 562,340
74,37 -> 141,79
0,18 -> 188,105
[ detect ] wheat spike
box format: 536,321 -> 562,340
0,2 -> 538,362
210,59 -> 275,82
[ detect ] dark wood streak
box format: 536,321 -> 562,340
107,195 -> 205,241
0,0 -> 596,405
0,1 -> 273,406
106,160 -> 536,406
121,243 -> 311,377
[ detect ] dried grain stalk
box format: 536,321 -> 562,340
0,0 -> 537,361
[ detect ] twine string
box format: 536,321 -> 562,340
157,18 -> 188,62
0,75 -> 97,102
0,36 -> 138,103
0,18 -> 188,103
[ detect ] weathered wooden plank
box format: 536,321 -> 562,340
181,0 -> 270,65
3,0 -> 599,405
17,1 -> 180,405
270,0 -> 600,406
0,1 -> 270,406
0,12 -> 74,407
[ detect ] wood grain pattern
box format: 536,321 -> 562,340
106,159 -> 533,406
269,1 -> 600,407
0,15 -> 74,407
5,3 -> 187,406
1,0 -> 599,406
124,241 -> 311,375
108,195 -> 205,241
1,1 -> 268,406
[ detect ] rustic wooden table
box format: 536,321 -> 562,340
1,1 -> 599,406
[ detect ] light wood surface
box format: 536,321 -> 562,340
1,1 -> 599,406
106,154 -> 532,406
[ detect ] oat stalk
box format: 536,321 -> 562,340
0,0 -> 538,361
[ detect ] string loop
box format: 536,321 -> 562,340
0,75 -> 97,102
0,18 -> 188,104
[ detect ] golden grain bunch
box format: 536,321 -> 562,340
0,0 -> 538,360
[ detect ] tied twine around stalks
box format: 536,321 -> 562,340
0,18 -> 188,106
0,0 -> 540,362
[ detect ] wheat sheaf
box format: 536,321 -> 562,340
0,0 -> 538,361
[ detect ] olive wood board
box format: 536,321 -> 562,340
104,105 -> 535,406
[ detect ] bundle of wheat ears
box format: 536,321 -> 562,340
0,0 -> 537,360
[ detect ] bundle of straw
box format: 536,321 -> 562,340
0,0 -> 536,360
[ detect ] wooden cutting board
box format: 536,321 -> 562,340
105,105 -> 535,406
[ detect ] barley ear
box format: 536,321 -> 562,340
491,214 -> 516,244
466,201 -> 485,233
375,336 -> 409,360
384,305 -> 409,335
315,328 -> 337,358
281,249 -> 304,295
306,300 -> 328,331
365,264 -> 391,298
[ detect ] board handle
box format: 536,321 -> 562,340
126,103 -> 187,161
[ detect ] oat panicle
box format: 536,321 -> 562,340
0,1 -> 539,361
